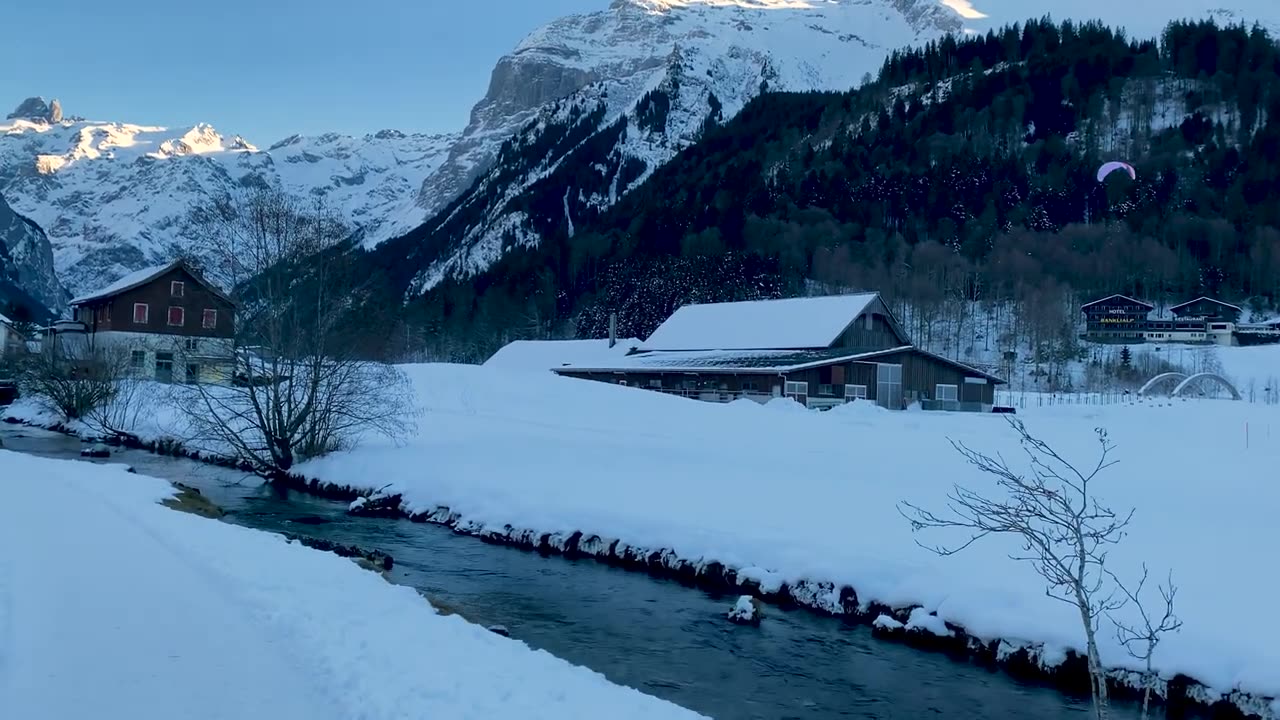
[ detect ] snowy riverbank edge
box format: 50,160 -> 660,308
5,416 -> 1273,720
0,447 -> 707,720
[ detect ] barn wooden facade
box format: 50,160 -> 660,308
548,294 -> 1003,412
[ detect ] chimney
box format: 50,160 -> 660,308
608,313 -> 618,348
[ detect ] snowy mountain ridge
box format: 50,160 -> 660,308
390,0 -> 1280,296
392,0 -> 962,293
5,0 -> 1280,311
0,109 -> 456,306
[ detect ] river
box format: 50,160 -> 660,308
2,423 -> 1130,719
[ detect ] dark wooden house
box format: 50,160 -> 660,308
1169,297 -> 1242,323
549,294 -> 1003,411
67,259 -> 236,383
1080,295 -> 1153,342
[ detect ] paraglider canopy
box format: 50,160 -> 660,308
1096,161 -> 1136,182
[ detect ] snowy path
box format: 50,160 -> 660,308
0,460 -> 341,719
0,451 -> 704,720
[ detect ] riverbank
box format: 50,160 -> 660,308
6,363 -> 1278,718
0,449 -> 705,720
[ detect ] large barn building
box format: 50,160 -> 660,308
547,293 -> 1004,412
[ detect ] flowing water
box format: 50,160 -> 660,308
3,424 -> 1132,720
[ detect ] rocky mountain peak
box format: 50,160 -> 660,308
7,97 -> 63,123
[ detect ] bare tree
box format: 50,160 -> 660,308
180,187 -> 416,476
898,418 -> 1134,719
82,375 -> 156,442
1109,566 -> 1182,720
18,336 -> 132,423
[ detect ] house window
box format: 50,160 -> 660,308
155,352 -> 174,383
202,309 -> 217,329
845,384 -> 867,400
648,379 -> 663,388
936,384 -> 959,402
130,350 -> 146,372
784,381 -> 808,396
133,303 -> 149,324
186,364 -> 200,384
168,306 -> 185,327
171,281 -> 185,298
742,380 -> 758,392
818,384 -> 835,396
184,338 -> 199,352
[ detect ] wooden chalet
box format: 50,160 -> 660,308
550,293 -> 1004,411
1169,297 -> 1242,323
66,259 -> 236,384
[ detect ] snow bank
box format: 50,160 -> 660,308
292,364 -> 1280,710
0,450 -> 703,720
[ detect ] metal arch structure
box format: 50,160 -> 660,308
1137,372 -> 1188,396
1171,373 -> 1242,401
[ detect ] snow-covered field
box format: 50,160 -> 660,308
6,363 -> 1279,713
0,450 -> 702,719
303,365 -> 1280,710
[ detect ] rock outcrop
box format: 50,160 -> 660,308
0,193 -> 61,316
7,97 -> 54,122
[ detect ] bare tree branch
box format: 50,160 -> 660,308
897,416 -> 1145,720
178,187 -> 418,477
1107,565 -> 1182,720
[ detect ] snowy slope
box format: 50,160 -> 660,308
0,450 -> 705,719
0,106 -> 455,304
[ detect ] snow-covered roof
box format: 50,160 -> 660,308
70,261 -> 178,305
1170,296 -> 1243,312
556,347 -> 906,374
1080,294 -> 1153,310
556,344 -> 1005,383
641,294 -> 881,351
483,338 -> 642,372
70,259 -> 229,306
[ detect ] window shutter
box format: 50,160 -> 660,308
168,306 -> 185,326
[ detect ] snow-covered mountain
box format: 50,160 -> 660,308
6,0 -> 1279,312
0,192 -> 54,318
0,100 -> 456,307
382,0 -> 1280,296
386,0 -> 963,293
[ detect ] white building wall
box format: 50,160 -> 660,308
92,331 -> 234,384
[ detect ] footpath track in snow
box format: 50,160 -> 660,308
0,451 -> 704,720
0,456 -> 341,719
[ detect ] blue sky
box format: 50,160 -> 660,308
2,0 -> 606,143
